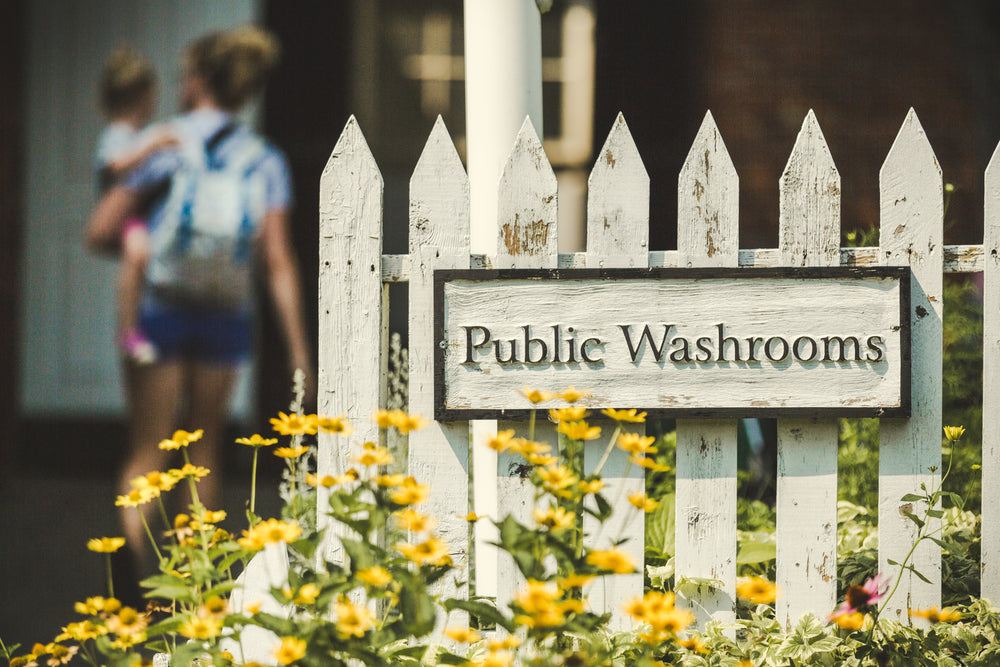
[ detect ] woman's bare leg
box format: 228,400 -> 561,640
183,362 -> 239,512
120,360 -> 183,568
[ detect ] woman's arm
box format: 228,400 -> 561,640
85,185 -> 140,256
260,208 -> 315,401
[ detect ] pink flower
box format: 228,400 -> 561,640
829,573 -> 890,621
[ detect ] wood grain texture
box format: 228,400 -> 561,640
407,117 -> 471,630
675,111 -> 738,626
982,142 -> 1000,601
495,117 -> 560,617
496,117 -> 558,269
878,108 -> 943,621
318,116 -> 384,563
776,111 -> 840,628
584,113 -> 648,629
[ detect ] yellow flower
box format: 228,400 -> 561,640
394,507 -> 436,532
678,635 -> 708,653
479,649 -> 514,667
396,536 -> 451,566
557,573 -> 595,590
270,412 -> 318,436
511,439 -> 551,456
87,537 -> 125,553
627,491 -> 659,512
316,414 -> 353,435
464,512 -> 481,521
736,576 -> 777,605
548,407 -> 589,423
533,505 -> 575,531
909,606 -> 963,623
519,387 -> 555,404
274,445 -> 310,459
158,429 -> 204,450
115,488 -> 157,507
586,548 -> 635,574
334,599 -> 375,638
525,452 -> 558,467
105,606 -> 148,636
355,446 -> 394,467
42,644 -> 77,666
559,386 -> 590,403
74,596 -> 121,615
394,412 -> 427,434
244,600 -> 262,615
273,637 -> 306,665
56,620 -> 106,642
515,579 -> 560,614
172,463 -> 211,480
647,606 -> 693,638
444,626 -> 481,643
556,420 -> 601,441
198,509 -> 227,524
536,465 -> 578,496
390,477 -> 430,505
943,425 -> 966,441
601,408 -> 647,423
616,432 -> 657,456
200,596 -> 228,618
179,615 -> 223,640
357,566 -> 393,588
293,583 -> 321,605
632,455 -> 671,472
131,470 -> 180,492
578,478 -> 605,495
376,473 -> 406,487
487,429 -> 518,452
374,409 -> 398,429
833,611 -> 865,630
239,518 -> 302,550
236,434 -> 279,447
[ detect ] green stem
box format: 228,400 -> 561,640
139,508 -> 163,563
250,446 -> 259,517
591,424 -> 622,478
105,554 -> 114,599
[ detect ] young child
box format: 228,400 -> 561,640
96,46 -> 176,363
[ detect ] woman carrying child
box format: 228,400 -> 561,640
86,27 -> 312,584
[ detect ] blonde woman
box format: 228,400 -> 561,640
87,26 -> 312,582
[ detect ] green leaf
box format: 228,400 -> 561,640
900,493 -> 925,502
737,531 -> 776,565
645,492 -> 675,556
901,510 -> 925,529
435,652 -> 470,666
443,599 -> 516,633
926,509 -> 944,519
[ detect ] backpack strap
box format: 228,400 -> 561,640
205,121 -> 239,169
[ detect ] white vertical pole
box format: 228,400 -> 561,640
463,0 -> 544,601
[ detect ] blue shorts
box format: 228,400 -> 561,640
139,302 -> 252,364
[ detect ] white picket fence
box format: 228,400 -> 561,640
314,108 -> 1000,632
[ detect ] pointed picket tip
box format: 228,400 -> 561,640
587,113 -> 649,265
324,115 -> 380,178
682,110 -> 738,182
881,107 -> 941,181
590,112 -> 648,181
781,110 -> 838,182
412,116 -> 467,186
410,116 -> 470,251
985,140 -> 1000,248
497,115 -> 558,268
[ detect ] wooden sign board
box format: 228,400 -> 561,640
434,267 -> 911,419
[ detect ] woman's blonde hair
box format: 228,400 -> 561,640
100,46 -> 156,117
187,26 -> 280,111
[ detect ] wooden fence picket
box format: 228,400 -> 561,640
494,117 -> 560,615
407,117 -> 471,626
318,116 -> 385,562
674,112 -> 739,626
878,108 -> 943,620
982,143 -> 1000,602
583,113 -> 649,628
776,110 -> 840,628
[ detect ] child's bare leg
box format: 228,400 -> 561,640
118,221 -> 156,363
